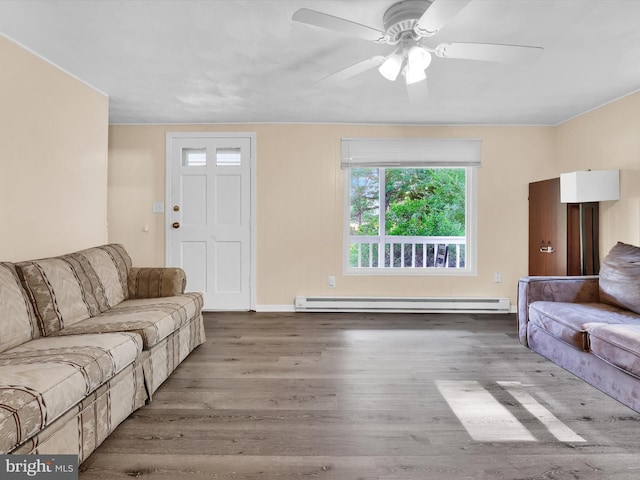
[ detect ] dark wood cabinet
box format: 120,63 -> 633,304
528,178 -> 599,276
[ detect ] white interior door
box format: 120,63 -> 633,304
166,133 -> 254,310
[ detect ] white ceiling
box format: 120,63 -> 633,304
2,0 -> 640,125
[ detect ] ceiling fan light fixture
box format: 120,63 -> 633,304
404,66 -> 427,85
407,45 -> 432,70
378,52 -> 403,81
403,46 -> 430,85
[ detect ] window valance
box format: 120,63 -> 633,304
341,137 -> 482,169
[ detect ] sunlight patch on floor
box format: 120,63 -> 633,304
497,381 -> 586,442
436,380 -> 536,442
437,380 -> 586,443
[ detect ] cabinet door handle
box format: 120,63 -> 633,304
540,241 -> 554,253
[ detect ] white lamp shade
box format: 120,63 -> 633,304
407,46 -> 432,70
404,66 -> 427,85
560,169 -> 620,203
404,46 -> 431,85
378,53 -> 403,81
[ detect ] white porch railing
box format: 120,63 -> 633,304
349,236 -> 466,268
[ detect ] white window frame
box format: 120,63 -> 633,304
341,138 -> 480,276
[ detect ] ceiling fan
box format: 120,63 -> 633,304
292,0 -> 543,97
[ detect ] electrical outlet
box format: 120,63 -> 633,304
494,271 -> 502,283
328,276 -> 336,288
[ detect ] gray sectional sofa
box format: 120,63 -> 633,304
518,241 -> 640,413
0,244 -> 205,462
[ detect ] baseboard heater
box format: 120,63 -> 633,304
294,296 -> 510,313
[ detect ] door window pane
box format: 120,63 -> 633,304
216,147 -> 241,166
182,148 -> 207,167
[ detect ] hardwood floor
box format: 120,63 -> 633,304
80,312 -> 640,479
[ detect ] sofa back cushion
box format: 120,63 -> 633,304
599,241 -> 640,315
16,244 -> 132,336
0,263 -> 39,353
76,244 -> 131,306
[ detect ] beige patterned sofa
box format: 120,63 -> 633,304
0,244 -> 205,462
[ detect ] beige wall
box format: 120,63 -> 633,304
0,36 -> 109,261
108,123 -> 556,307
556,92 -> 640,254
4,32 -> 636,309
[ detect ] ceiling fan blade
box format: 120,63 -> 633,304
292,8 -> 386,42
435,42 -> 544,64
318,56 -> 385,84
406,79 -> 429,104
415,0 -> 472,36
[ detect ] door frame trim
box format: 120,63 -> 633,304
165,131 -> 257,310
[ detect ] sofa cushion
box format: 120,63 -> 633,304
128,267 -> 186,299
588,323 -> 640,378
528,301 -> 640,350
599,241 -> 640,315
51,292 -> 204,348
16,244 -> 132,336
76,244 -> 131,306
0,263 -> 39,353
0,332 -> 142,453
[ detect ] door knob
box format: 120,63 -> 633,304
172,222 -> 180,229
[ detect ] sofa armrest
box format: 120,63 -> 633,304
517,275 -> 600,346
128,267 -> 186,299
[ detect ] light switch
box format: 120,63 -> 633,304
152,201 -> 164,214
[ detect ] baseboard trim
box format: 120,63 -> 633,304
254,304 -> 296,312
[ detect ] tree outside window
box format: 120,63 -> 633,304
348,167 -> 467,269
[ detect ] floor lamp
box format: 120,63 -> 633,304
560,169 -> 620,275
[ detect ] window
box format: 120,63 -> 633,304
182,148 -> 207,166
181,147 -> 243,167
216,147 -> 242,166
342,138 -> 480,275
